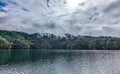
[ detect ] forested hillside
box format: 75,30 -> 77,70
0,30 -> 120,50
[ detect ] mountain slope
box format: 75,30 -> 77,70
0,30 -> 120,50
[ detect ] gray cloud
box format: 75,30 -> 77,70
103,0 -> 120,18
0,17 -> 7,23
0,0 -> 120,37
104,0 -> 120,12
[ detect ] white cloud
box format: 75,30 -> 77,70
0,0 -> 120,37
0,12 -> 7,17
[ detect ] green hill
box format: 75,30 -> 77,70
0,30 -> 120,50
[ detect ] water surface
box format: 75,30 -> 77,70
0,50 -> 120,74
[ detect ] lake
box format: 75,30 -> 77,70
0,50 -> 120,74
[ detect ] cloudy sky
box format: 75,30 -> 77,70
0,0 -> 120,37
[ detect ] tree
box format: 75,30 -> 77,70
0,36 -> 11,49
11,39 -> 30,49
31,39 -> 51,49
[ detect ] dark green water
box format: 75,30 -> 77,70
0,50 -> 120,74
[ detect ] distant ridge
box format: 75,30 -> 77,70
0,30 -> 120,50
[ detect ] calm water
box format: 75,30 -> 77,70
0,50 -> 120,74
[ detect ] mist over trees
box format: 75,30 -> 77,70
0,30 -> 120,50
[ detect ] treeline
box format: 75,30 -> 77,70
0,30 -> 120,50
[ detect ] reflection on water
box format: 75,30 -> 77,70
0,50 -> 120,74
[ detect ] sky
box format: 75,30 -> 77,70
0,0 -> 120,37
